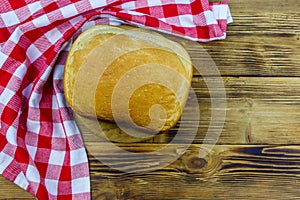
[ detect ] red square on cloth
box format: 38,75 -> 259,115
8,0 -> 28,10
162,4 -> 179,17
0,69 -> 12,88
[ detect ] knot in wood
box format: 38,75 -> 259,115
186,157 -> 207,169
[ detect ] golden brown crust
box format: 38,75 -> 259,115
64,25 -> 192,134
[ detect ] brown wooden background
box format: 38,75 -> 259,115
0,0 -> 300,199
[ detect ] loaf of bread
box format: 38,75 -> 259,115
64,25 -> 192,136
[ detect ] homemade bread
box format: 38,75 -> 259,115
64,25 -> 192,135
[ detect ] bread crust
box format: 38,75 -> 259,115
64,25 -> 192,135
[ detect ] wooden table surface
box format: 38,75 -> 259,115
1,0 -> 299,199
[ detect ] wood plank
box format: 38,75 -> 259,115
230,0 -> 300,13
85,144 -> 300,199
0,176 -> 33,199
77,77 -> 300,145
193,77 -> 300,144
192,34 -> 300,77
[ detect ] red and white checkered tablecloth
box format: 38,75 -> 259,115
0,0 -> 232,199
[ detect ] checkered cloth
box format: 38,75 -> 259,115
0,0 -> 232,199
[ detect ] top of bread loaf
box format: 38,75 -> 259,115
64,25 -> 192,134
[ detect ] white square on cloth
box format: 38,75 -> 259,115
1,11 -> 20,26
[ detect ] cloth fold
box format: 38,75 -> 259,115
0,0 -> 232,199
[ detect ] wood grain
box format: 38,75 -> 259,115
0,176 -> 33,199
1,0 -> 300,199
86,144 -> 300,199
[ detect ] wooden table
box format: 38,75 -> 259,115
1,0 -> 299,199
